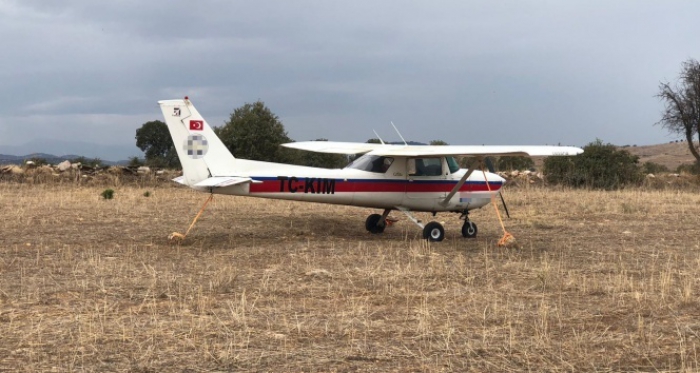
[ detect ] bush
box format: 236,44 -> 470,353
496,156 -> 535,171
642,161 -> 669,174
28,157 -> 48,166
128,157 -> 144,168
676,161 -> 700,175
71,157 -> 103,168
101,189 -> 114,200
543,139 -> 642,190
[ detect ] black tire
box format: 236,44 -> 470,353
365,214 -> 386,234
462,221 -> 478,238
422,222 -> 445,242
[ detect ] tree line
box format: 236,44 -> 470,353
135,101 -> 349,169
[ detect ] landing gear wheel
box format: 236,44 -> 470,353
423,222 -> 445,242
365,214 -> 386,234
462,221 -> 478,238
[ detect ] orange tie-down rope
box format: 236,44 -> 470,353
169,194 -> 214,241
482,169 -> 515,247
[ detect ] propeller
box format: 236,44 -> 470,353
484,157 -> 510,218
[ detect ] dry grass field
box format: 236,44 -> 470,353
1,182 -> 700,372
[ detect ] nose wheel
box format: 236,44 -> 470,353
462,221 -> 478,238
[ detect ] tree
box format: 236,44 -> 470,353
214,101 -> 292,162
135,120 -> 179,168
497,156 -> 534,171
296,139 -> 348,168
657,59 -> 700,163
429,140 -> 449,145
27,157 -> 48,166
127,156 -> 144,168
543,139 -> 642,190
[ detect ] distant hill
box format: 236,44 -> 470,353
622,142 -> 698,170
0,139 -> 140,162
0,153 -> 132,166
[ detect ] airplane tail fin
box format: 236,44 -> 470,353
158,98 -> 237,186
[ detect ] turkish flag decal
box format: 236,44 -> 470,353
189,120 -> 204,131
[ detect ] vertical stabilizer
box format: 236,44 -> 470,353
158,98 -> 237,186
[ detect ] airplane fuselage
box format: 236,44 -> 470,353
195,156 -> 504,213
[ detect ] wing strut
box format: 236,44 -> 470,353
440,157 -> 482,206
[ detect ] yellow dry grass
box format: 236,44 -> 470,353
1,183 -> 700,372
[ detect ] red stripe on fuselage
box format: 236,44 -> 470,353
248,178 -> 502,194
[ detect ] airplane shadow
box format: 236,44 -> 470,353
174,213 -> 429,247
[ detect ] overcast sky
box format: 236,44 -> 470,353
1,0 -> 698,160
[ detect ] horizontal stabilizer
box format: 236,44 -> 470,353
172,176 -> 187,185
194,176 -> 261,188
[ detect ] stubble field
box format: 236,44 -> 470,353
1,182 -> 700,372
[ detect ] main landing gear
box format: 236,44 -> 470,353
365,214 -> 386,234
364,209 -> 479,242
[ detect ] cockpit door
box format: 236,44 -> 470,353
405,157 -> 447,200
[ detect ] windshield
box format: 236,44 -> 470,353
345,154 -> 394,173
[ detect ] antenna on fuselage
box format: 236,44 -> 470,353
390,121 -> 408,146
372,129 -> 386,145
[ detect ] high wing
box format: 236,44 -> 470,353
283,141 -> 583,157
282,141 -> 384,155
367,145 -> 583,157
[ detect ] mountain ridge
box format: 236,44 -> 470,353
0,153 -> 132,166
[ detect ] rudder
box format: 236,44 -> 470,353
158,98 -> 237,186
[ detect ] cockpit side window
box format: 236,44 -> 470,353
345,155 -> 394,173
409,157 -> 442,176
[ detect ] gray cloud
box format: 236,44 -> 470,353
1,0 -> 699,159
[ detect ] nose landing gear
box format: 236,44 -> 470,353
462,221 -> 478,238
460,211 -> 478,238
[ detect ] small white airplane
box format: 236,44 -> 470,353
158,97 -> 583,243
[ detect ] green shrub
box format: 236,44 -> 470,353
101,189 -> 114,200
143,191 -> 151,197
28,157 -> 48,166
642,161 -> 669,174
128,156 -> 144,168
676,161 -> 700,175
496,156 -> 535,171
543,139 -> 642,190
